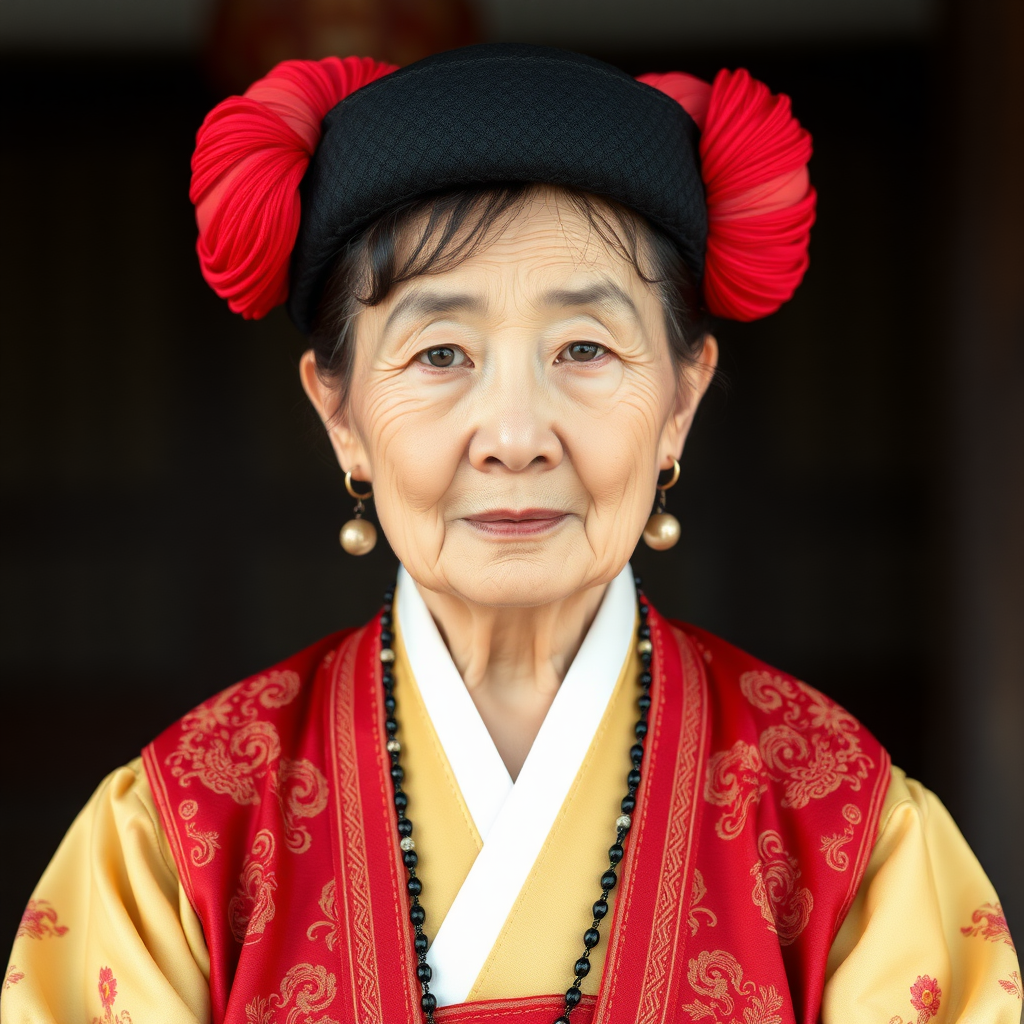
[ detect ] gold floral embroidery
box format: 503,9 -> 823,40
3,965 -> 24,989
819,803 -> 862,871
165,670 -> 328,853
704,741 -> 767,840
688,869 -> 717,935
167,671 -> 300,802
961,901 -> 1016,952
17,899 -> 68,939
245,963 -> 339,1024
177,799 -> 221,867
273,758 -> 329,855
186,821 -> 222,866
705,672 -> 875,839
90,966 -> 133,1024
999,971 -> 1022,1000
750,830 -> 813,945
229,829 -> 278,944
307,879 -> 340,951
680,949 -> 783,1024
169,699 -> 284,804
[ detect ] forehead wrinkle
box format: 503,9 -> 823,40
382,289 -> 485,336
540,279 -> 641,326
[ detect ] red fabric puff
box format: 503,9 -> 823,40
639,68 -> 816,321
191,56 -> 397,320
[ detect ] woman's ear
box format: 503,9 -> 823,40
299,350 -> 372,481
661,334 -> 719,462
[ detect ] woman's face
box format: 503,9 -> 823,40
303,188 -> 717,608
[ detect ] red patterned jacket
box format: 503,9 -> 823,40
143,606 -> 890,1024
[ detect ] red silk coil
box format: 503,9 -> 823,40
639,68 -> 817,321
191,56 -> 397,320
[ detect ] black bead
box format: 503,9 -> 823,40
574,956 -> 591,978
407,877 -> 422,897
639,602 -> 649,618
630,743 -> 645,765
608,843 -> 624,864
638,624 -> 651,640
397,817 -> 413,837
555,1017 -> 571,1024
565,985 -> 582,1008
417,962 -> 432,983
394,791 -> 408,811
383,671 -> 395,687
593,898 -> 609,919
638,690 -> 652,707
621,795 -> 635,813
380,630 -> 394,646
421,993 -> 437,1013
403,850 -> 418,869
384,696 -> 397,715
380,612 -> 392,627
633,574 -> 642,587
638,672 -> 652,688
410,905 -> 426,926
627,768 -> 642,788
386,718 -> 399,735
391,765 -> 405,783
640,651 -> 651,666
414,933 -> 429,955
635,720 -> 648,739
601,869 -> 618,890
583,927 -> 601,949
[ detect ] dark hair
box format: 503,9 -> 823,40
309,183 -> 709,407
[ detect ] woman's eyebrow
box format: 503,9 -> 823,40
541,281 -> 641,324
383,290 -> 484,334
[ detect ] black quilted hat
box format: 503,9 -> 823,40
286,43 -> 706,334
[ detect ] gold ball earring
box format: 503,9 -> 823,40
340,472 -> 377,556
643,458 -> 681,551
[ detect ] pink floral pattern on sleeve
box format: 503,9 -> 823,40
961,902 -> 1016,952
16,899 -> 69,939
887,975 -> 942,1024
3,965 -> 24,989
910,976 -> 941,1021
90,966 -> 132,1024
999,971 -> 1022,1000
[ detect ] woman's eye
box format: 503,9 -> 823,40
418,346 -> 467,368
560,342 -> 607,363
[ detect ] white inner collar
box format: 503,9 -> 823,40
394,562 -> 637,1005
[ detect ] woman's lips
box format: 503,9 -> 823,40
462,509 -> 570,537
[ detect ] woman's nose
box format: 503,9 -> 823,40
466,366 -> 563,473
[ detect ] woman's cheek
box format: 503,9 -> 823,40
571,392 -> 663,540
362,393 -> 462,554
554,358 -> 625,406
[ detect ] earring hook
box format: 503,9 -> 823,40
345,471 -> 373,501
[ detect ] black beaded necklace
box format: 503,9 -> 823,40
377,576 -> 654,1024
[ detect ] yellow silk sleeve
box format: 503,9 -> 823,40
1,758 -> 210,1024
822,766 -> 1021,1023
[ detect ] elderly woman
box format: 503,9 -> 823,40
2,43 -> 1018,1024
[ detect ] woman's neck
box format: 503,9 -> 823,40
415,582 -> 609,780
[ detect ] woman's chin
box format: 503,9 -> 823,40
436,524 -> 595,608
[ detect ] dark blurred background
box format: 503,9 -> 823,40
2,0 -> 1021,969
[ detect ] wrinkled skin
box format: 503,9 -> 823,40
302,187 -> 717,776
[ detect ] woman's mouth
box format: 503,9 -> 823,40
462,509 -> 570,537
